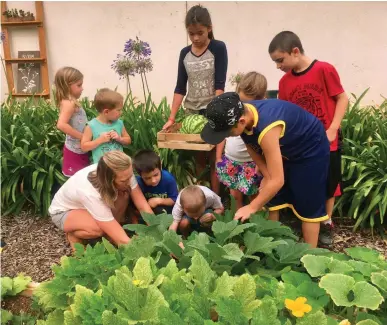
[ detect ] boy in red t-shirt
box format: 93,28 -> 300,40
268,31 -> 349,247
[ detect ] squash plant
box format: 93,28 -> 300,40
33,203 -> 387,324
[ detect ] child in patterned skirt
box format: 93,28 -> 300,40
215,72 -> 267,209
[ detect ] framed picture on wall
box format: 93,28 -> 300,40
16,51 -> 42,94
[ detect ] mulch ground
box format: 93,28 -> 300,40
1,209 -> 386,316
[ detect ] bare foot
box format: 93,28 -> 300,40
66,232 -> 85,252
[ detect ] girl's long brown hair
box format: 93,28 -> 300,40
185,5 -> 214,40
88,151 -> 132,208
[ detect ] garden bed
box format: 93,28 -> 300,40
1,210 -> 385,286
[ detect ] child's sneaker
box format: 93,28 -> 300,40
319,221 -> 334,247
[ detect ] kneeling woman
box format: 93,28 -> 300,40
49,150 -> 154,250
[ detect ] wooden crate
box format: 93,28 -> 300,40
157,123 -> 215,151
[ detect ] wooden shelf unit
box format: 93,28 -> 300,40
1,20 -> 43,27
1,2 -> 50,98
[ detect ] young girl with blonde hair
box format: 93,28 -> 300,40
55,67 -> 89,176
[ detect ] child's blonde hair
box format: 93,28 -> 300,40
54,67 -> 83,106
94,88 -> 124,113
236,72 -> 267,100
180,185 -> 206,212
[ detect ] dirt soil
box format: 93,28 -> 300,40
1,210 -> 72,282
1,295 -> 34,318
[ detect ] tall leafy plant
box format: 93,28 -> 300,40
1,94 -> 197,217
1,96 -> 66,216
336,89 -> 387,230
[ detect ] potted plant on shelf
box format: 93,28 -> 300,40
23,10 -> 35,21
2,8 -> 35,22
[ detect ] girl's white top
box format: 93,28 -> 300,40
49,164 -> 137,221
225,136 -> 253,163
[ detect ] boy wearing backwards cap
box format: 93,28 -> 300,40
201,92 -> 330,248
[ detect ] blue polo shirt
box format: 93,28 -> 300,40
136,170 -> 178,213
240,99 -> 328,161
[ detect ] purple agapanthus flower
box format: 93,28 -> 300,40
124,36 -> 151,58
111,54 -> 137,79
135,57 -> 153,74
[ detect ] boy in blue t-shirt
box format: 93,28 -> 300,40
133,149 -> 178,214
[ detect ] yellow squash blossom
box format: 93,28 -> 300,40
132,279 -> 144,286
339,320 -> 351,325
285,297 -> 312,318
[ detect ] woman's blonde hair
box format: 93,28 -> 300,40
236,72 -> 268,100
54,67 -> 83,106
88,151 -> 132,208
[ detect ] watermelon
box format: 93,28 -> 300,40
180,114 -> 208,134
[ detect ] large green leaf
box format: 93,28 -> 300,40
356,321 -> 381,325
101,311 -> 129,325
189,251 -> 216,294
251,297 -> 280,325
215,296 -> 249,325
319,274 -> 384,310
132,257 -> 154,287
244,231 -> 287,255
371,270 -> 387,293
301,255 -> 354,277
210,272 -> 236,300
232,273 -> 261,318
296,311 -> 327,325
345,247 -> 383,264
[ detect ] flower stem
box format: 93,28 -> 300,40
140,72 -> 146,104
144,72 -> 150,95
346,306 -> 355,323
126,74 -> 133,101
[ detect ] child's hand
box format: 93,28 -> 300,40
162,119 -> 174,131
200,212 -> 215,224
234,204 -> 256,222
326,128 -> 337,143
148,198 -> 161,208
99,132 -> 111,144
109,130 -> 120,141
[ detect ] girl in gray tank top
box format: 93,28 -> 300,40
55,67 -> 90,177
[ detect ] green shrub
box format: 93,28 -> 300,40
1,97 -> 66,216
1,94 -> 196,217
336,89 -> 387,230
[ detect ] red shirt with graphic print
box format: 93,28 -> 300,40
278,60 -> 344,151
